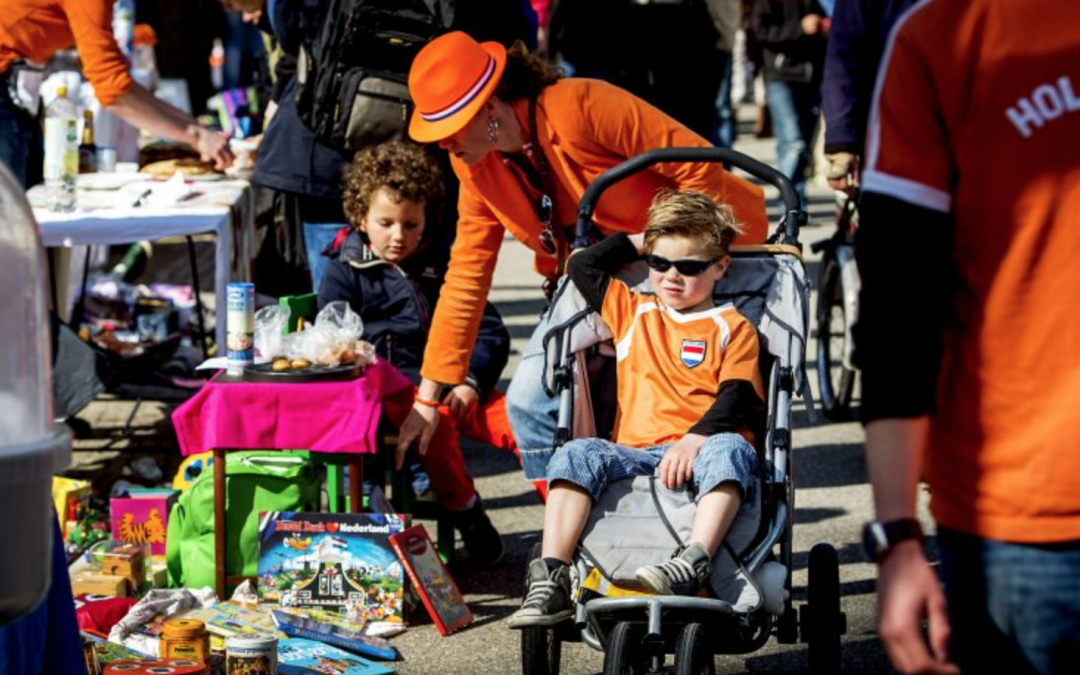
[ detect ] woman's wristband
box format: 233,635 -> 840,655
414,395 -> 441,409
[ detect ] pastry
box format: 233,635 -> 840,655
140,157 -> 221,178
271,358 -> 290,371
290,358 -> 311,369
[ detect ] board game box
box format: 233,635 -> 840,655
257,512 -> 407,632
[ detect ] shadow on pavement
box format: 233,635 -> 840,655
794,442 -> 867,489
795,506 -> 847,525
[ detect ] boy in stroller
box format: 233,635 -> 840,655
509,189 -> 764,628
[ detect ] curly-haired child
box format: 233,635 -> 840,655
318,141 -> 522,567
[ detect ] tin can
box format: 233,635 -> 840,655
97,146 -> 117,173
225,634 -> 277,675
226,282 -> 255,372
159,618 -> 210,664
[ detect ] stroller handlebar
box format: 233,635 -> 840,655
574,147 -> 805,249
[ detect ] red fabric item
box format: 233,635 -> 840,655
331,226 -> 351,252
73,594 -> 137,634
382,388 -> 546,509
171,360 -> 412,456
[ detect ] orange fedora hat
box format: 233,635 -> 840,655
408,31 -> 507,144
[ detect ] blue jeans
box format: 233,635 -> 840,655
711,51 -> 735,151
765,79 -> 821,202
546,434 -> 758,502
938,528 -> 1080,674
303,221 -> 347,293
506,310 -> 560,481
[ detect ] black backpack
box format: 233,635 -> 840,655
295,0 -> 456,153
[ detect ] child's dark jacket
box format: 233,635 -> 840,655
318,229 -> 510,399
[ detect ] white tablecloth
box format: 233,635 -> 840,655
31,178 -> 256,348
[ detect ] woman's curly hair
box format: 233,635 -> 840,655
494,41 -> 564,102
341,141 -> 445,229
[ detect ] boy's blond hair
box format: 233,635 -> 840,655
342,141 -> 445,229
643,189 -> 744,259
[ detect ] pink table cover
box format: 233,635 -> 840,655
172,360 -> 412,456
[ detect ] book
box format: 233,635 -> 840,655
179,601 -> 280,648
388,525 -> 473,636
257,512 -> 408,634
277,637 -> 396,675
272,608 -> 399,661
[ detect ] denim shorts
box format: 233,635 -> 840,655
546,433 -> 758,503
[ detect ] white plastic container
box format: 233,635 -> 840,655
0,160 -> 72,624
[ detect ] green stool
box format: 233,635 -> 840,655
278,294 -> 455,561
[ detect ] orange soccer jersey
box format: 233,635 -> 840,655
600,279 -> 765,449
863,0 -> 1080,542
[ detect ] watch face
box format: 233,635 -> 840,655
862,522 -> 885,561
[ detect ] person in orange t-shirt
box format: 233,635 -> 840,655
398,31 -> 770,478
855,1 -> 1080,673
0,0 -> 232,187
507,190 -> 764,628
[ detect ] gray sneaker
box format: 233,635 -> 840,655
635,542 -> 712,596
507,559 -> 573,629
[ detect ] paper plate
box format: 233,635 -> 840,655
77,173 -> 153,191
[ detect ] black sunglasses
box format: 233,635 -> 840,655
643,254 -> 717,277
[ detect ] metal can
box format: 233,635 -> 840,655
225,634 -> 277,675
158,618 -> 210,664
226,282 -> 255,372
96,146 -> 117,173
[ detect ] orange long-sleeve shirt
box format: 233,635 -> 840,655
421,78 -> 769,386
1,0 -> 134,106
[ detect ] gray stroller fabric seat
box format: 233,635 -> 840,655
579,474 -> 764,614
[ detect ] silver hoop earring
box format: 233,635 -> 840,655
487,114 -> 500,145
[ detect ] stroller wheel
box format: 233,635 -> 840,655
522,626 -> 563,675
522,542 -> 563,675
604,621 -> 647,675
804,543 -> 844,674
674,623 -> 715,675
815,253 -> 856,421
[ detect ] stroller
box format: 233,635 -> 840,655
521,148 -> 844,674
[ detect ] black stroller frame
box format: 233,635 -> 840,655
522,148 -> 845,675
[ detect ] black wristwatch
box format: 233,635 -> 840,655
862,518 -> 924,563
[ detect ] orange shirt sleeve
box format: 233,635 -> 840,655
576,80 -> 769,243
719,313 -> 765,401
599,278 -> 637,342
61,0 -> 134,106
420,181 -> 506,385
862,18 -> 953,213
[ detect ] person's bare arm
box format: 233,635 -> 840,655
107,84 -> 234,169
866,418 -> 959,675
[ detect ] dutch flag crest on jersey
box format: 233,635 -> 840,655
681,340 -> 706,368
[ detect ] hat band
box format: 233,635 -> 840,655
419,55 -> 496,123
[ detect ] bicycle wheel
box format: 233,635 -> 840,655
816,252 -> 856,420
